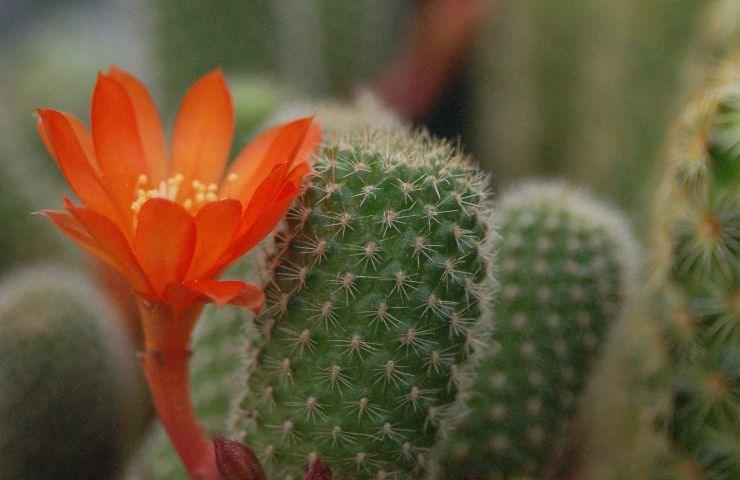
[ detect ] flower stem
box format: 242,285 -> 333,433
137,300 -> 221,479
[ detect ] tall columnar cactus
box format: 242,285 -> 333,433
0,266 -> 150,479
471,0 -> 707,215
650,53 -> 739,480
154,0 -> 410,107
230,127 -> 494,479
440,182 -> 637,479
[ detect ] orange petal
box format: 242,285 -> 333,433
133,198 -> 196,296
37,109 -> 122,227
169,70 -> 234,200
232,180 -> 301,260
62,201 -> 152,294
91,73 -> 149,228
184,280 -> 264,311
109,66 -> 168,183
185,198 -> 243,281
222,117 -> 317,206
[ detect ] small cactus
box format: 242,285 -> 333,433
650,52 -> 740,480
0,266 -> 149,479
231,127 -> 495,479
440,181 -> 637,479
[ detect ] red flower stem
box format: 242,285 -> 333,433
137,300 -> 221,480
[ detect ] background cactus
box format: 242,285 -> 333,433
0,266 -> 150,479
469,0 -> 711,220
439,181 -> 638,479
648,52 -> 740,480
153,0 -> 411,109
229,127 -> 494,479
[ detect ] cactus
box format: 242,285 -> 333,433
0,266 -> 150,479
649,52 -> 740,480
154,0 -> 410,107
471,0 -> 707,216
267,91 -> 402,136
228,127 -> 494,479
439,181 -> 637,479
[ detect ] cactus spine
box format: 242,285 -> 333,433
650,53 -> 740,480
230,127 -> 494,479
0,266 -> 149,479
440,182 -> 637,479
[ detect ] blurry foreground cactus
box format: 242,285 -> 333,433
440,182 -> 637,478
0,266 -> 150,479
649,52 -> 740,480
231,127 -> 495,479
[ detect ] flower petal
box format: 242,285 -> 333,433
108,66 -> 168,183
184,280 -> 264,311
92,73 -> 149,228
221,117 -> 318,206
133,198 -> 196,296
162,281 -> 264,313
37,110 -> 122,225
233,180 -> 301,260
225,158 -> 309,262
185,198 -> 243,281
62,200 -> 152,294
169,70 -> 234,200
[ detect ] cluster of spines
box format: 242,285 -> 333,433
232,127 -> 494,479
0,266 -> 149,479
439,182 -> 636,479
650,53 -> 739,480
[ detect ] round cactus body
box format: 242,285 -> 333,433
440,182 -> 637,479
651,53 -> 740,480
232,128 -> 494,479
0,266 -> 149,479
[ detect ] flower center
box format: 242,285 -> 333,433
130,173 -> 238,214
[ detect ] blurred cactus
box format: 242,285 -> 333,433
231,127 -> 494,479
439,182 -> 637,479
267,91 -> 402,135
230,75 -> 289,150
470,0 -> 707,218
0,266 -> 150,479
154,0 -> 410,107
648,52 -> 740,480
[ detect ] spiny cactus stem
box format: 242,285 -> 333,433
137,301 -> 221,479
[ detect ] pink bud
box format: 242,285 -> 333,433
304,458 -> 333,480
213,436 -> 266,480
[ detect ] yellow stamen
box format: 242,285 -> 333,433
227,173 -> 238,183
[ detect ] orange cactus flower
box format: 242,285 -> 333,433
37,67 -> 319,479
38,67 -> 318,314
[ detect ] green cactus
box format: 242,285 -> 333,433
228,127 -> 494,479
440,182 -> 637,479
154,0 -> 410,108
0,266 -> 150,479
471,0 -> 707,218
649,52 -> 740,480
